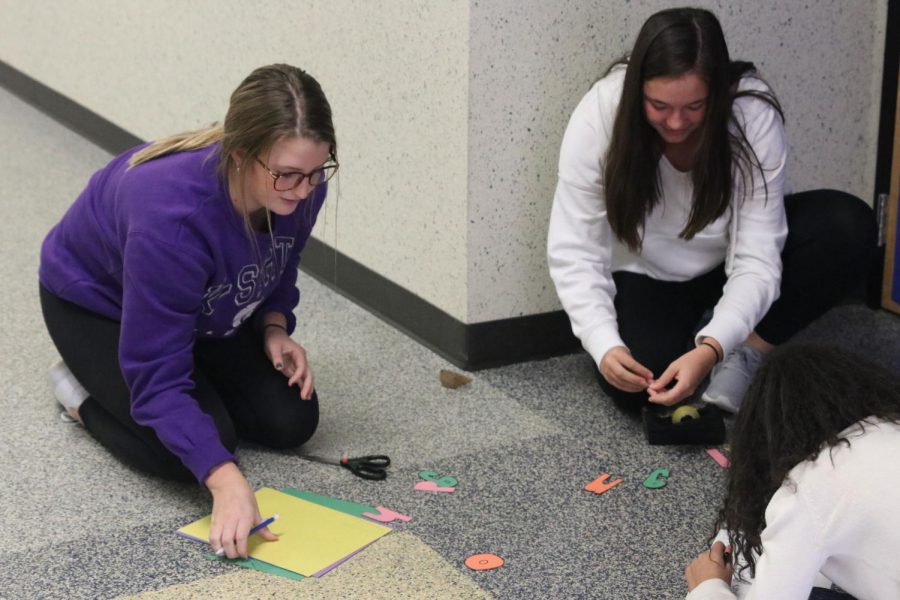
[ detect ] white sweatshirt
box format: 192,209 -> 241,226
687,420 -> 900,600
547,67 -> 788,365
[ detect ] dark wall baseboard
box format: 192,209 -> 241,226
0,58 -> 580,370
0,60 -> 142,155
301,237 -> 580,370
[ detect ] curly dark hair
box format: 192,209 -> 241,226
711,343 -> 900,578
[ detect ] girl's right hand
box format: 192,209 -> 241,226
205,462 -> 278,559
685,541 -> 733,591
646,345 -> 718,405
599,346 -> 654,392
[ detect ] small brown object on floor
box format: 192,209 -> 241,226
439,369 -> 472,389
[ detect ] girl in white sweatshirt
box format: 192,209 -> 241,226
547,7 -> 876,413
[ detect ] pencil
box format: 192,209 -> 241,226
214,514 -> 279,557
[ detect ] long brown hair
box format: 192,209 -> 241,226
603,8 -> 783,251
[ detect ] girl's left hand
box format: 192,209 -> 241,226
646,347 -> 717,405
685,541 -> 732,591
263,327 -> 314,400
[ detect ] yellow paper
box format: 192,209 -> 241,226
177,487 -> 391,576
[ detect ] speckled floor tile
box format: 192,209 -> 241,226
118,532 -> 491,600
291,272 -> 564,467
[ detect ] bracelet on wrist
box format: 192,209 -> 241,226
699,340 -> 722,363
263,323 -> 287,333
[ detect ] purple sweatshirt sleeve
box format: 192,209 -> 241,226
254,184 -> 327,334
255,238 -> 301,334
119,231 -> 235,483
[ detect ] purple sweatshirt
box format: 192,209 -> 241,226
40,143 -> 326,482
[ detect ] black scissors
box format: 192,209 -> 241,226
300,454 -> 391,480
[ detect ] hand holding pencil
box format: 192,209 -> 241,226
205,462 -> 279,559
215,514 -> 279,556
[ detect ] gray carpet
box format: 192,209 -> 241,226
2,85 -> 898,600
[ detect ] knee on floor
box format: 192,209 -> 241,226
256,399 -> 320,450
809,189 -> 877,248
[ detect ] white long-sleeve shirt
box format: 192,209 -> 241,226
687,420 -> 900,600
547,67 -> 788,365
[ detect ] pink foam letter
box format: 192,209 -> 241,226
705,448 -> 730,468
414,480 -> 456,493
362,506 -> 412,523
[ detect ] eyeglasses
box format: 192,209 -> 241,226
254,156 -> 339,192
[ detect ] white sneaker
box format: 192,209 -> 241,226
701,344 -> 765,413
48,360 -> 89,419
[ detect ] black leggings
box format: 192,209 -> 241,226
40,286 -> 319,482
597,189 -> 877,406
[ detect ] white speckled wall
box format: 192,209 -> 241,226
467,0 -> 888,322
0,0 -> 471,319
0,1 -> 888,326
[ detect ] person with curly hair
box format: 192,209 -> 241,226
684,344 -> 900,599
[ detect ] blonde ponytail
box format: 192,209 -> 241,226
128,123 -> 224,168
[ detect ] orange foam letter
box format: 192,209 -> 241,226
584,473 -> 623,495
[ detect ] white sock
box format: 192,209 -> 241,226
48,360 -> 89,411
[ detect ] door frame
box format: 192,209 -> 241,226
876,0 -> 900,312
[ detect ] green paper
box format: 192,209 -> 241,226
204,488 -> 380,581
204,552 -> 304,580
282,488 -> 377,518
